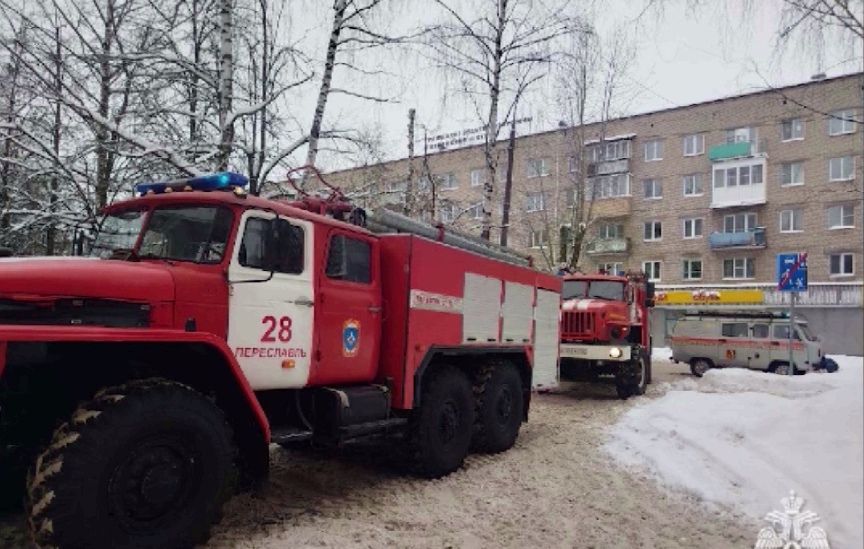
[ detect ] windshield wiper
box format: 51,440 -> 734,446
138,252 -> 175,266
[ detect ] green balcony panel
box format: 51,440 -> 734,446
708,141 -> 751,161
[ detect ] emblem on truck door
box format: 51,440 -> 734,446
342,319 -> 360,357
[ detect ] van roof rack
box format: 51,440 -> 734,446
682,310 -> 791,319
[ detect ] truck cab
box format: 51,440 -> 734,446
558,270 -> 655,399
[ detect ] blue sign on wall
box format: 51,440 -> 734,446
776,253 -> 808,292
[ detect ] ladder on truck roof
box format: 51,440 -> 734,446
279,165 -> 534,268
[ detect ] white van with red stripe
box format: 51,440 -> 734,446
668,311 -> 826,377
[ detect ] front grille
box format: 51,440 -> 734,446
561,311 -> 594,339
0,298 -> 150,327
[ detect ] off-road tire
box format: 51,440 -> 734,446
690,358 -> 713,377
616,354 -> 647,400
471,362 -> 524,454
25,378 -> 236,549
409,367 -> 474,478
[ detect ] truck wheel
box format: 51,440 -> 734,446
690,358 -> 712,377
472,362 -> 524,454
410,367 -> 474,478
26,378 -> 235,549
616,356 -> 647,400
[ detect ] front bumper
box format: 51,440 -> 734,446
560,343 -> 631,362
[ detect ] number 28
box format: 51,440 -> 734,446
261,315 -> 292,342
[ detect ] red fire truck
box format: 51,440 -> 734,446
0,170 -> 562,548
558,270 -> 655,399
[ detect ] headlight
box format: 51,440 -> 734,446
609,347 -> 622,358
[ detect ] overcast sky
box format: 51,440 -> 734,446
286,0 -> 863,170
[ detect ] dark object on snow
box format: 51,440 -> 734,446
0,247 -> 12,258
821,357 -> 839,373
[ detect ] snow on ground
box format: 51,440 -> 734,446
606,349 -> 864,549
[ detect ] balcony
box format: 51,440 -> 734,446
587,158 -> 629,176
586,237 -> 630,255
708,227 -> 766,250
708,139 -> 767,162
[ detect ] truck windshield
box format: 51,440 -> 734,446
562,280 -> 624,301
90,206 -> 234,264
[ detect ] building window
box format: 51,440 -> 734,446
524,191 -> 548,212
826,204 -> 854,229
828,109 -> 856,136
526,157 -> 549,178
713,163 -> 764,188
682,174 -> 702,196
723,212 -> 757,233
682,217 -> 703,239
779,209 -> 802,233
723,257 -> 755,280
828,156 -> 854,181
643,178 -> 662,199
587,140 -> 631,163
470,169 -> 485,187
597,222 -> 623,239
781,118 -> 804,141
644,139 -> 662,161
437,172 -> 457,190
567,156 -> 579,173
682,133 -> 704,156
725,126 -> 754,143
643,220 -> 662,241
528,228 -> 549,248
781,162 -> 804,186
438,202 -> 459,223
682,259 -> 703,280
598,262 -> 624,275
466,202 -> 483,220
829,253 -> 854,276
589,174 -> 630,199
642,261 -> 661,281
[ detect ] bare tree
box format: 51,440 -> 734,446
423,0 -> 589,241
299,0 -> 410,188
525,23 -> 636,271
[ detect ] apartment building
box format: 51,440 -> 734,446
326,73 -> 864,354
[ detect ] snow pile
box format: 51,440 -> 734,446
606,351 -> 864,549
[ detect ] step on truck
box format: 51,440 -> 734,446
0,168 -> 562,549
557,269 -> 655,399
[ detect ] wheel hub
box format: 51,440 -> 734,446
111,440 -> 194,526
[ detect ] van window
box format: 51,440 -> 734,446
721,323 -> 748,337
752,323 -> 769,338
772,324 -> 800,340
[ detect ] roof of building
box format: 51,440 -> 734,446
326,71 -> 863,176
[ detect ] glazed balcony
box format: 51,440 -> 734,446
585,237 -> 630,255
708,227 -> 766,250
708,139 -> 767,162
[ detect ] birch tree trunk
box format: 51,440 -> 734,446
217,0 -> 235,170
480,0 -> 507,241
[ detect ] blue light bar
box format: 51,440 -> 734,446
134,171 -> 249,196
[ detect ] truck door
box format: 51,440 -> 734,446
719,321 -> 749,368
769,322 -> 802,366
747,322 -> 770,370
313,229 -> 381,385
226,210 -> 315,391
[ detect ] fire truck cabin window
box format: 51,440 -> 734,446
138,206 -> 233,263
326,234 -> 371,284
239,217 -> 305,274
89,209 -> 147,258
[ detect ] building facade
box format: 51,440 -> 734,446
326,73 -> 864,355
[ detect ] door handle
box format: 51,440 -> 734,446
719,338 -> 727,343
294,297 -> 314,307
367,306 -> 381,313
770,341 -> 780,346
